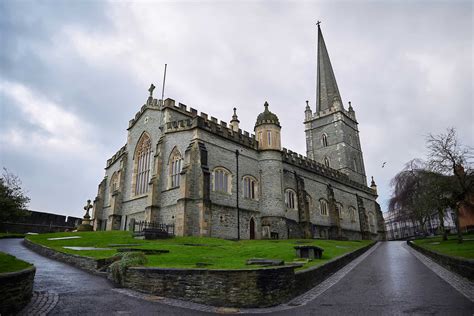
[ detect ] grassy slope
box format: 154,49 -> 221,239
0,252 -> 32,273
26,231 -> 372,270
413,234 -> 474,259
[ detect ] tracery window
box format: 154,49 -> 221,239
322,134 -> 328,147
110,172 -> 119,193
285,189 -> 297,210
134,133 -> 152,195
320,199 -> 328,216
169,147 -> 183,188
324,157 -> 330,168
213,167 -> 231,193
368,212 -> 376,233
349,206 -> 356,222
336,202 -> 343,219
243,176 -> 258,200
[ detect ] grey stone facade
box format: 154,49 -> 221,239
92,26 -> 386,241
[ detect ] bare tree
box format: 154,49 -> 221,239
389,160 -> 433,235
427,128 -> 473,243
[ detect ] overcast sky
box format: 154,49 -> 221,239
1,0 -> 472,218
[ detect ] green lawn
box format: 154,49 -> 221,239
413,234 -> 474,259
0,252 -> 33,273
26,231 -> 373,270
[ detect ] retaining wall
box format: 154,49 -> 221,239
23,239 -> 112,274
25,237 -> 376,307
120,266 -> 296,308
0,266 -> 36,315
408,240 -> 474,281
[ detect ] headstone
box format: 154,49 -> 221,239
77,199 -> 94,232
246,258 -> 284,266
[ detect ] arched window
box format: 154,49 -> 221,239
267,130 -> 272,146
243,176 -> 258,200
320,199 -> 328,216
324,157 -> 330,168
213,167 -> 232,193
285,189 -> 297,210
336,202 -> 343,219
134,133 -> 152,195
368,212 -> 376,233
348,206 -> 356,222
168,147 -> 183,188
322,134 -> 328,147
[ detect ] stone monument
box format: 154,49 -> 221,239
77,199 -> 94,231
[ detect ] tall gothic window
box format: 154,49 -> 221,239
134,133 -> 152,195
349,206 -> 356,222
285,189 -> 297,209
169,147 -> 183,188
369,212 -> 376,233
322,134 -> 328,147
267,130 -> 272,146
320,199 -> 328,216
324,157 -> 330,167
213,167 -> 231,193
336,202 -> 343,219
243,176 -> 258,200
353,158 -> 358,172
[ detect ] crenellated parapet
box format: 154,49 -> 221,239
163,98 -> 258,150
106,144 -> 127,168
281,148 -> 373,195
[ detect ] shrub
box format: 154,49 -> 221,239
109,252 -> 147,285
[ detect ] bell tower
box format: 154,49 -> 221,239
304,24 -> 367,185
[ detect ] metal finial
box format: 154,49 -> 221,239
316,21 -> 321,27
264,101 -> 269,109
306,100 -> 309,106
233,107 -> 237,115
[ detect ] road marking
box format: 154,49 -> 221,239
404,243 -> 474,303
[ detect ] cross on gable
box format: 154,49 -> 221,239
316,21 -> 321,27
148,83 -> 156,97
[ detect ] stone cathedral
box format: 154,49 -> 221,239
92,26 -> 386,241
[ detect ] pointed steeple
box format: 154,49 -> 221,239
316,24 -> 343,113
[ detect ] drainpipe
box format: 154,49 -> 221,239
236,150 -> 240,240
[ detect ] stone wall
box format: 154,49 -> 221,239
0,266 -> 35,315
408,241 -> 474,281
115,266 -> 296,308
23,239 -> 105,274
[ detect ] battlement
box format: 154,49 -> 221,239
165,116 -> 258,150
106,144 -> 127,169
281,148 -> 373,194
306,105 -> 357,123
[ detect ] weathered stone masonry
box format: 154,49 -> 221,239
92,25 -> 386,241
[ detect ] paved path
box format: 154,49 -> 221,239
1,239 -> 472,315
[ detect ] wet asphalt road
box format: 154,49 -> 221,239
1,239 -> 472,315
0,239 -> 208,315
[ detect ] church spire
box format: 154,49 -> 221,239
316,23 -> 343,113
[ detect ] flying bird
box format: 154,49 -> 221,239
382,162 -> 387,168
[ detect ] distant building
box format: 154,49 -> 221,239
384,209 -> 456,240
92,26 -> 386,241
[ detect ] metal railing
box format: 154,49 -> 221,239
133,220 -> 175,236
